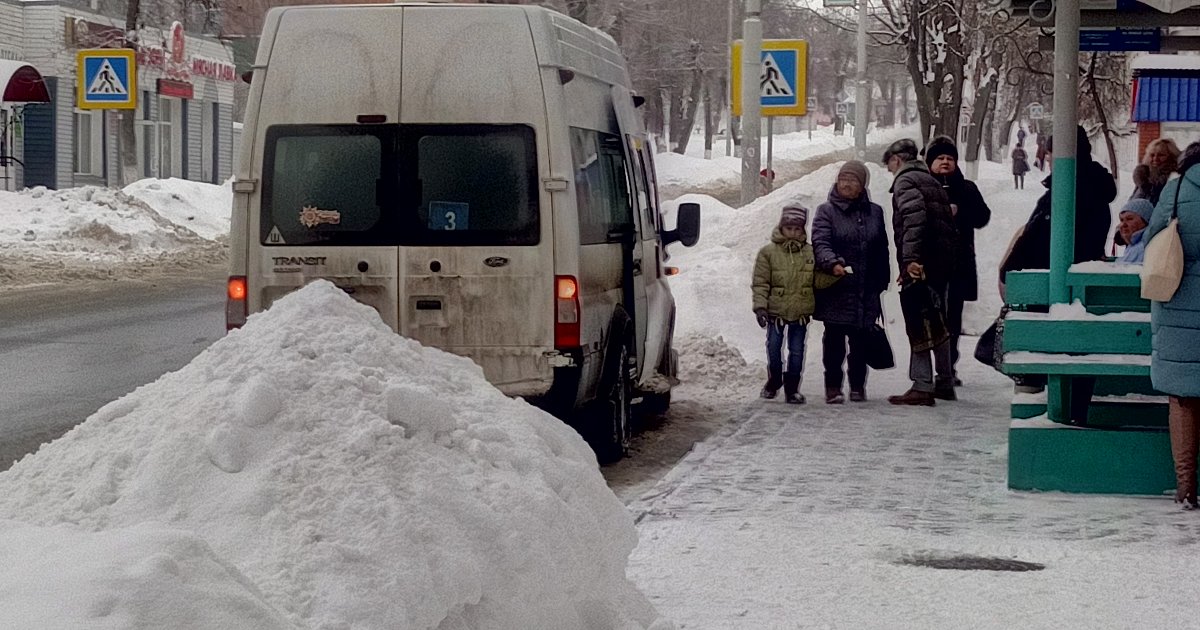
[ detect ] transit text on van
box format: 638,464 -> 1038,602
272,257 -> 327,266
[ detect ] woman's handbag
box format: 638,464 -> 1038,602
1141,181 -> 1185,301
863,323 -> 895,370
974,321 -> 999,368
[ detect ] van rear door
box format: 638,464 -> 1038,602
396,6 -> 555,396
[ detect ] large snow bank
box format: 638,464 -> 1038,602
0,180 -> 228,289
122,177 -> 232,241
0,281 -> 664,630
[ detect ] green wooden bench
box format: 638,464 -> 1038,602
1001,263 -> 1175,495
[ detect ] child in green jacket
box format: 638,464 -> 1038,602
753,202 -> 839,403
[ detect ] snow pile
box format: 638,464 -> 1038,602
0,281 -> 664,630
0,181 -> 228,289
123,177 -> 233,241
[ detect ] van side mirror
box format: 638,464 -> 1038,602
663,202 -> 700,248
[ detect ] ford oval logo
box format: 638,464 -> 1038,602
484,256 -> 509,268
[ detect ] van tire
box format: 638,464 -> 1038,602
588,328 -> 634,465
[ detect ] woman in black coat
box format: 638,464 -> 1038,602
812,160 -> 891,404
924,136 -> 992,386
1001,126 -> 1116,279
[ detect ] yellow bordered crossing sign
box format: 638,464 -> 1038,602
77,49 -> 137,110
732,39 -> 808,117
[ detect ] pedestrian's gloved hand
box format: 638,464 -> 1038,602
754,308 -> 769,329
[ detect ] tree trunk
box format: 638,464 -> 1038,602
670,46 -> 704,154
1086,54 -> 1119,180
703,80 -> 716,159
965,49 -> 1003,162
119,0 -> 141,186
1000,75 -> 1029,153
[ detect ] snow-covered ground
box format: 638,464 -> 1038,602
0,125 -> 1167,629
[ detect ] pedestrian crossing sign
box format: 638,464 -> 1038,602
77,49 -> 137,110
731,39 -> 808,117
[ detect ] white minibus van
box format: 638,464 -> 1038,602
227,2 -> 700,462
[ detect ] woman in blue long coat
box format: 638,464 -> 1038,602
1146,141 -> 1200,509
811,160 -> 891,404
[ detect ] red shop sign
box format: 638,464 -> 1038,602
157,78 -> 194,99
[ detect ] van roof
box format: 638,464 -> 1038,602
270,2 -> 631,88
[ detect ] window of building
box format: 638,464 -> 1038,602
159,96 -> 183,179
73,109 -> 103,177
201,102 -> 215,183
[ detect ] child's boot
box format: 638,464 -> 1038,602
784,374 -> 805,404
761,367 -> 783,399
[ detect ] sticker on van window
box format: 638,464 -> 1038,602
298,205 -> 342,228
266,225 -> 286,245
428,201 -> 469,231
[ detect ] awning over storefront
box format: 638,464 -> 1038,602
0,60 -> 51,104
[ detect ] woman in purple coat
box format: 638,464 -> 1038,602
811,161 -> 891,404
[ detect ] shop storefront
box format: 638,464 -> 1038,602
0,0 -> 237,189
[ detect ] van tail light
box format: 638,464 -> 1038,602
226,276 -> 248,331
554,275 -> 581,349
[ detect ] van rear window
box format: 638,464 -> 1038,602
260,124 -> 539,247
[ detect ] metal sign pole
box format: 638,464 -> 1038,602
740,0 -> 763,207
766,116 -> 774,193
853,0 -> 868,159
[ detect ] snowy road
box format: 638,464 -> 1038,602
0,271 -> 225,470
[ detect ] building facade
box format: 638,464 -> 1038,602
0,0 -> 237,191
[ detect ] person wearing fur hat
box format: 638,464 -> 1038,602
1118,197 -> 1155,264
925,135 -> 993,388
752,201 -> 841,404
812,160 -> 891,404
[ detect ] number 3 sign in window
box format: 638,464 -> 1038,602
428,201 -> 470,231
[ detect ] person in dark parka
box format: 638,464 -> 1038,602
1000,126 -> 1116,280
883,138 -> 959,406
812,160 -> 891,404
924,136 -> 992,387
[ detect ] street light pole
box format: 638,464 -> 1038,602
740,0 -> 762,207
726,0 -> 735,157
854,0 -> 868,160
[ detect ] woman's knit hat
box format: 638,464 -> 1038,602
1121,198 -> 1155,224
779,200 -> 808,228
838,160 -> 870,187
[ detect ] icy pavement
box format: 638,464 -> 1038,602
626,332 -> 1200,629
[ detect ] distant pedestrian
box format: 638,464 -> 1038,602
882,139 -> 958,406
1035,136 -> 1048,171
1145,141 -> 1200,509
925,135 -> 992,388
1011,144 -> 1030,189
1017,127 -> 1027,147
752,201 -> 840,404
1117,198 -> 1154,264
812,161 -> 891,404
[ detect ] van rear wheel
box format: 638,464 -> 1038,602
590,342 -> 633,465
